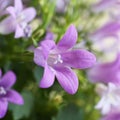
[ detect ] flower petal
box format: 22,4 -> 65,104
102,102 -> 111,115
39,64 -> 55,88
15,0 -> 23,13
0,71 -> 16,89
88,54 -> 120,84
6,6 -> 16,18
0,69 -> 2,78
0,16 -> 16,34
41,40 -> 56,52
101,112 -> 120,120
62,49 -> 96,69
90,22 -> 120,41
57,24 -> 78,50
44,32 -> 54,40
95,83 -> 107,96
92,0 -> 117,13
95,97 -> 106,109
6,90 -> 24,105
0,99 -> 8,119
34,47 -> 46,67
15,25 -> 24,38
55,67 -> 78,94
22,7 -> 36,23
0,0 -> 13,16
41,40 -> 56,58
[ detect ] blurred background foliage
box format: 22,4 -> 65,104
0,0 -> 104,120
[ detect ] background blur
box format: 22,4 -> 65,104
0,0 -> 113,120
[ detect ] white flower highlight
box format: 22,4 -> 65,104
95,83 -> 120,115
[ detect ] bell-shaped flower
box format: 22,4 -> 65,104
0,0 -> 36,38
88,54 -> 120,84
95,83 -> 120,115
34,25 -> 96,94
0,69 -> 24,119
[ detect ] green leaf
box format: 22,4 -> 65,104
9,91 -> 34,120
33,66 -> 44,84
56,104 -> 84,120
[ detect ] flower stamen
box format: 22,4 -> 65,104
54,54 -> 63,64
0,86 -> 6,95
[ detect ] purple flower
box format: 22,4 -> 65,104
101,111 -> 120,120
90,22 -> 120,41
95,83 -> 120,115
0,69 -> 24,119
90,22 -> 120,59
92,0 -> 120,19
92,0 -> 118,13
0,0 -> 36,38
55,0 -> 70,13
34,25 -> 96,94
88,54 -> 120,84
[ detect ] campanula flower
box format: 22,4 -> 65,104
34,25 -> 96,94
0,69 -> 24,119
95,83 -> 120,115
0,0 -> 36,38
88,54 -> 120,84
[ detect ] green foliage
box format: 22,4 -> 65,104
55,104 -> 84,120
9,91 -> 34,120
33,66 -> 44,84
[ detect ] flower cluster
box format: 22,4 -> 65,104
87,0 -> 120,119
2,0 -> 119,119
0,0 -> 98,118
0,0 -> 36,118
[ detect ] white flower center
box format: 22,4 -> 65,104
0,86 -> 6,95
48,54 -> 63,66
17,14 -> 26,24
54,54 -> 63,64
107,92 -> 116,102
